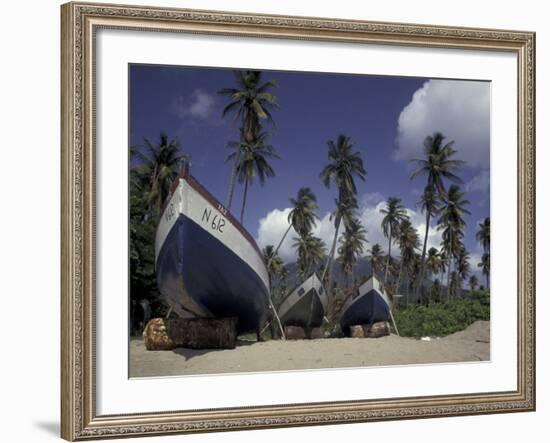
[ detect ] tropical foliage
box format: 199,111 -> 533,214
337,219 -> 368,286
293,232 -> 327,281
368,243 -> 385,277
437,184 -> 471,301
319,134 -> 366,296
228,128 -> 279,223
272,187 -> 319,261
395,218 -> 420,302
393,289 -> 490,337
380,197 -> 408,284
132,133 -> 187,218
476,217 -> 491,289
129,133 -> 188,323
219,70 -> 278,211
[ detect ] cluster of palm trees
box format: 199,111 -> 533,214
131,133 -> 187,219
218,71 -> 491,313
367,133 -> 490,305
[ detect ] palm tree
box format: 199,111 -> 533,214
386,256 -> 401,289
449,271 -> 459,299
230,129 -> 279,224
476,217 -> 490,292
478,252 -> 490,288
262,245 -> 284,287
430,279 -> 442,304
293,232 -> 327,281
407,253 -> 422,298
380,197 -> 408,284
437,184 -> 471,301
132,133 -> 187,219
368,243 -> 385,277
456,248 -> 471,294
337,219 -> 368,286
261,246 -> 286,340
476,217 -> 490,252
272,188 -> 319,261
425,247 -> 443,280
469,275 -> 479,292
410,132 -> 465,198
415,187 -> 440,297
411,132 -> 465,299
396,219 -> 420,303
319,134 -> 366,296
219,70 -> 278,211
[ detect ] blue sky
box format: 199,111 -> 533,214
130,64 -> 490,273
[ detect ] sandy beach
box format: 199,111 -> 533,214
129,320 -> 490,377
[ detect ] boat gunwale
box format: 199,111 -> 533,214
277,272 -> 324,311
340,275 -> 390,317
157,168 -> 265,261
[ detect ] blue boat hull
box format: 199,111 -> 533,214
340,289 -> 391,335
156,214 -> 270,334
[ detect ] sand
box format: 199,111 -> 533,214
129,320 -> 490,377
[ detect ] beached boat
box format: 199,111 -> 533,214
154,168 -> 271,334
277,273 -> 328,331
339,274 -> 391,335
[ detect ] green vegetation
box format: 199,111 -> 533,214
130,133 -> 186,320
381,197 -> 408,283
392,289 -> 490,337
320,134 -> 366,314
337,219 -> 368,286
219,70 -> 278,214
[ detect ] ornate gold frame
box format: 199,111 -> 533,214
61,2 -> 536,440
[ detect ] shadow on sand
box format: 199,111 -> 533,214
171,339 -> 255,360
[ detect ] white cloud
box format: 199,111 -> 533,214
256,208 -> 337,263
172,89 -> 217,120
395,80 -> 490,168
256,208 -> 296,262
256,194 -> 443,264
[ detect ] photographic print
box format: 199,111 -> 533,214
128,65 -> 491,378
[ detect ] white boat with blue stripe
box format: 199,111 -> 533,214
155,168 -> 270,334
339,274 -> 391,335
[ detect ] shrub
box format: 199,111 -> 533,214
392,290 -> 490,337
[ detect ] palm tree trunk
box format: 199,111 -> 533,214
446,260 -> 453,303
417,212 -> 431,302
446,231 -> 453,303
397,259 -> 404,304
384,229 -> 393,284
323,216 -> 342,301
272,225 -> 292,259
226,156 -> 238,211
486,273 -> 489,290
240,179 -> 249,224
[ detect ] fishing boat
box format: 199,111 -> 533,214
339,274 -> 391,335
154,167 -> 271,334
277,273 -> 328,332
